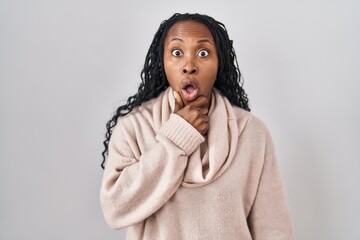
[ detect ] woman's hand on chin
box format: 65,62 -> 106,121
173,91 -> 209,136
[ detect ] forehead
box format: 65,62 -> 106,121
165,21 -> 214,41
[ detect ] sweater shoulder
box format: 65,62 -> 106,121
114,91 -> 167,133
231,105 -> 271,137
117,92 -> 165,124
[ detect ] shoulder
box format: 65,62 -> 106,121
114,90 -> 168,132
231,105 -> 271,140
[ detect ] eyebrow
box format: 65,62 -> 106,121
168,38 -> 214,46
169,38 -> 183,43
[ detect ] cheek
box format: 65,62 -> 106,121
206,61 -> 218,89
164,60 -> 180,79
206,60 -> 218,81
163,61 -> 179,89
213,58 -> 219,74
163,60 -> 171,78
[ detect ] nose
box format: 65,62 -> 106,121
182,58 -> 197,74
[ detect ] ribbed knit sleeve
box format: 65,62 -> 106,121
100,114 -> 204,229
159,113 -> 204,155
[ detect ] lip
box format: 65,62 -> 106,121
180,79 -> 200,102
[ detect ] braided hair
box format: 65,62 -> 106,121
101,13 -> 250,169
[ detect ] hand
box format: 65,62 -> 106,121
173,91 -> 209,135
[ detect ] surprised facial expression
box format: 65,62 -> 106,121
163,21 -> 218,106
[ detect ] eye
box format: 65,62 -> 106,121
198,49 -> 209,57
171,49 -> 183,57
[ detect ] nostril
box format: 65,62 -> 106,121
183,68 -> 196,74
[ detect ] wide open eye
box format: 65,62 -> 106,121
171,49 -> 183,57
198,49 -> 209,57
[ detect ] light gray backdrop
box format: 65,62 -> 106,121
1,0 -> 359,239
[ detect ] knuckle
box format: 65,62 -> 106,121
195,116 -> 201,124
199,123 -> 206,131
195,109 -> 202,115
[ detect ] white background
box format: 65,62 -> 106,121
1,0 -> 359,239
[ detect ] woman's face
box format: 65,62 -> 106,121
163,21 -> 218,106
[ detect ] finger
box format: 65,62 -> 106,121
189,96 -> 209,108
173,91 -> 184,112
201,108 -> 209,115
194,115 -> 209,128
199,123 -> 209,135
202,115 -> 209,122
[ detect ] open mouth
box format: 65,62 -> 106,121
181,81 -> 199,101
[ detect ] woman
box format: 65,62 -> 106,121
100,13 -> 293,240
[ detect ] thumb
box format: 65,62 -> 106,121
173,91 -> 184,113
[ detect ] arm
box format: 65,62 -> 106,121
100,114 -> 204,229
247,131 -> 294,240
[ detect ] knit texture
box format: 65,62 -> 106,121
100,87 -> 293,240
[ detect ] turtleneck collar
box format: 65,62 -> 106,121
166,87 -> 239,188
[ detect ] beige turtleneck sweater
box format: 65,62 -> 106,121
100,87 -> 293,240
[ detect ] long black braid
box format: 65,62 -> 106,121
101,13 -> 250,169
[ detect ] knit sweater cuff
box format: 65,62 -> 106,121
159,113 -> 204,155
